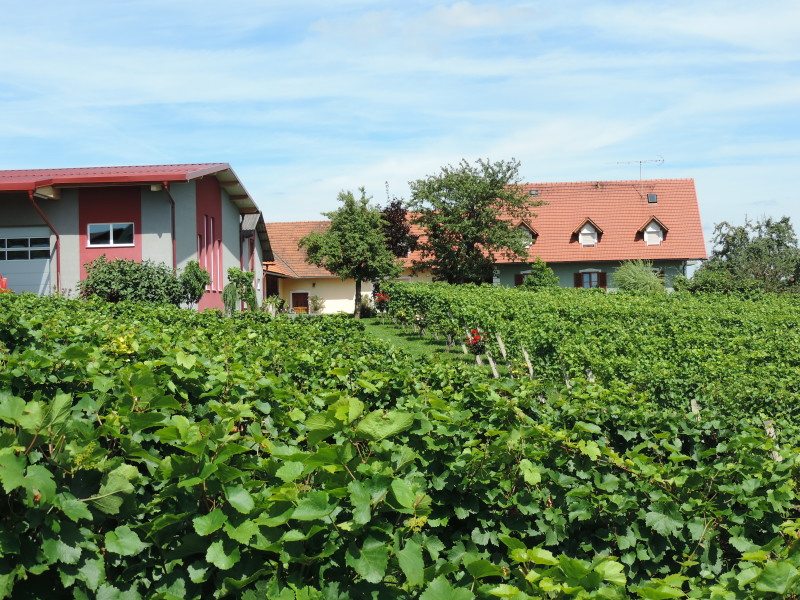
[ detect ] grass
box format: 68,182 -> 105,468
361,317 -> 511,375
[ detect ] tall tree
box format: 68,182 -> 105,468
689,216 -> 800,292
300,188 -> 402,318
407,158 -> 539,283
381,198 -> 418,258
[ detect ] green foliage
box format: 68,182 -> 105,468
687,216 -> 800,293
521,258 -> 559,289
408,158 -> 540,284
613,260 -> 665,293
383,281 -> 800,418
79,257 -> 211,307
179,260 -> 211,306
309,295 -> 325,314
222,267 -> 258,315
382,197 -> 418,258
80,257 -> 183,304
263,294 -> 287,315
0,293 -> 798,598
301,188 -> 402,317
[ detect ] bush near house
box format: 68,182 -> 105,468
520,257 -> 559,290
613,259 -> 665,293
79,257 -> 209,306
0,293 -> 798,598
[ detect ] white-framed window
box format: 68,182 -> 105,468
0,236 -> 51,261
579,223 -> 598,246
644,222 -> 664,246
87,223 -> 134,247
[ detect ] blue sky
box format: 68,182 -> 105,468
1,1 -> 798,244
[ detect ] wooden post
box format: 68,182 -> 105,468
486,353 -> 499,378
475,354 -> 484,366
521,347 -> 534,379
585,368 -> 595,383
763,420 -> 783,462
495,332 -> 507,359
690,399 -> 701,422
461,343 -> 469,354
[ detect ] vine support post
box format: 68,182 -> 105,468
763,419 -> 783,462
495,332 -> 507,359
521,347 -> 534,379
486,353 -> 499,378
475,354 -> 484,366
690,399 -> 701,422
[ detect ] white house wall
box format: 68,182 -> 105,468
280,278 -> 374,314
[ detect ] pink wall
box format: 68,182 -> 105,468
78,187 -> 142,280
195,177 -> 224,310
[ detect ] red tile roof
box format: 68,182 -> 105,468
0,163 -> 230,191
264,221 -> 338,278
266,178 -> 707,278
511,179 -> 706,262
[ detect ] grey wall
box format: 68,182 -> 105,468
140,188 -> 173,268
497,260 -> 687,289
0,191 -> 80,295
221,188 -> 241,288
171,181 -> 197,271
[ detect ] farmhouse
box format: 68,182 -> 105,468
495,178 -> 707,287
0,164 -> 268,309
263,221 -> 430,314
265,178 -> 706,313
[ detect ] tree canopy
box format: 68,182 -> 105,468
684,216 -> 800,293
300,188 -> 402,317
381,198 -> 417,258
407,158 -> 539,284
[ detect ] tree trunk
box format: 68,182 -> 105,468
354,278 -> 362,319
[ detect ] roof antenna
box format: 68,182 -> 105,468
616,157 -> 664,193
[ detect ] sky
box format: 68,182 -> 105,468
0,1 -> 798,245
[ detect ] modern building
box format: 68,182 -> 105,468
0,163 -> 268,309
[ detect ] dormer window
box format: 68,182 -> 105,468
579,223 -> 598,246
573,218 -> 602,247
638,217 -> 668,246
516,220 -> 538,248
644,222 -> 663,245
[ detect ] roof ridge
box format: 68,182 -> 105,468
0,162 -> 228,173
523,178 -> 694,186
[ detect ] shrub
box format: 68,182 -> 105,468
613,260 -> 664,293
222,268 -> 257,315
80,257 -> 184,304
359,293 -> 376,317
678,261 -> 764,294
263,294 -> 286,315
521,258 -> 559,289
179,260 -> 210,306
309,295 -> 325,314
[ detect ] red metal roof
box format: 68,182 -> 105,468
0,163 -> 230,192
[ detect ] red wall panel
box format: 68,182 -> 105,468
78,187 -> 142,280
195,177 -> 223,310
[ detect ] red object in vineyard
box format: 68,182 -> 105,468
0,275 -> 7,290
466,328 -> 485,354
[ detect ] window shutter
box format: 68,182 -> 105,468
573,273 -> 582,288
598,272 -> 607,289
514,274 -> 525,287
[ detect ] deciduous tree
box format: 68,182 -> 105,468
407,158 -> 539,283
301,188 -> 402,318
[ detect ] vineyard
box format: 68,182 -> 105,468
382,282 -> 800,419
0,292 -> 798,598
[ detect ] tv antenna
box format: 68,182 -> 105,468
616,156 -> 664,182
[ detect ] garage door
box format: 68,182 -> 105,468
0,227 -> 52,294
